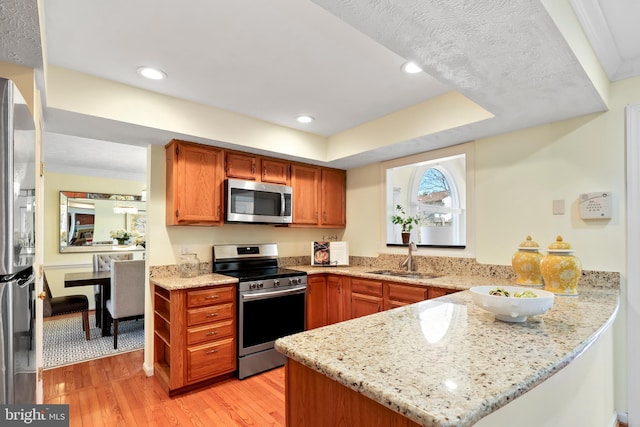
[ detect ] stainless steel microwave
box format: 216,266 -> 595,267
225,178 -> 293,224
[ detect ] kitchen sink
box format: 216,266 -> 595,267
367,270 -> 440,279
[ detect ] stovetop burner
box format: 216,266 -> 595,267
221,267 -> 305,281
212,243 -> 307,287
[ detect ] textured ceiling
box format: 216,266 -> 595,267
1,1 -> 639,175
0,0 -> 42,68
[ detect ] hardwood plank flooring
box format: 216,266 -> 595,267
43,350 -> 286,427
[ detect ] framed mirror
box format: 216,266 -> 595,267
59,191 -> 146,253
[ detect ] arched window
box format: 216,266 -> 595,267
386,152 -> 466,247
417,167 -> 454,227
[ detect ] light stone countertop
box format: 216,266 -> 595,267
151,273 -> 238,290
275,282 -> 619,427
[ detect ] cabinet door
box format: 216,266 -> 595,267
326,275 -> 343,325
306,275 -> 327,330
427,287 -> 459,299
351,293 -> 382,319
226,152 -> 257,180
166,140 -> 224,225
320,168 -> 346,227
291,164 -> 320,225
384,282 -> 427,310
261,158 -> 290,185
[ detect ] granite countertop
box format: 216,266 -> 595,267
275,282 -> 619,427
151,273 -> 238,290
293,265 -> 520,291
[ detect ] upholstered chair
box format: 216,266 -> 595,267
43,274 -> 90,340
92,252 -> 133,327
106,259 -> 145,349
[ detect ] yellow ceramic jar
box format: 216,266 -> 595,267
540,235 -> 582,295
511,235 -> 543,286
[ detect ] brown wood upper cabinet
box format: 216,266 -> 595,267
166,139 -> 224,226
261,158 -> 290,185
225,152 -> 257,180
291,164 -> 346,228
225,151 -> 291,185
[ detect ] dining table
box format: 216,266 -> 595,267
64,270 -> 112,337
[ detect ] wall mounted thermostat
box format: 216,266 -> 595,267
579,192 -> 612,219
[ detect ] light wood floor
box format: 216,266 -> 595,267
43,350 -> 286,426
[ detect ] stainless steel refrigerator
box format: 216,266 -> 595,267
0,77 -> 36,404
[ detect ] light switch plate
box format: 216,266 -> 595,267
579,192 -> 612,219
552,199 -> 565,215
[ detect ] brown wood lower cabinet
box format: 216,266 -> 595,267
326,274 -> 349,325
350,278 -> 383,318
153,284 -> 236,396
305,273 -> 461,330
306,275 -> 327,330
286,359 -> 420,427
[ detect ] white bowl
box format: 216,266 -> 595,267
470,286 -> 555,322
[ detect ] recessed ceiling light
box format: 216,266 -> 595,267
296,115 -> 314,124
137,66 -> 167,80
401,61 -> 423,74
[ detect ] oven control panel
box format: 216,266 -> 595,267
240,275 -> 307,292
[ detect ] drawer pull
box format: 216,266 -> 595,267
205,312 -> 219,318
206,330 -> 218,336
205,295 -> 220,300
206,348 -> 219,354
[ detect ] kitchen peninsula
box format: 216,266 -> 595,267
276,275 -> 619,427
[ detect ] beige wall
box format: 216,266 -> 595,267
43,172 -> 146,306
146,144 -> 345,268
340,76 -> 640,417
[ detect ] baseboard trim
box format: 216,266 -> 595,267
143,361 -> 154,377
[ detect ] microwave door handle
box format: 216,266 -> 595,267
281,193 -> 285,216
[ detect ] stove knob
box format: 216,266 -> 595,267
250,283 -> 256,290
258,282 -> 263,289
289,277 -> 299,285
273,279 -> 280,287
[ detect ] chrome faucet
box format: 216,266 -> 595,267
400,241 -> 417,272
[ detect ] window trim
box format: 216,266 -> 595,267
382,142 -> 475,258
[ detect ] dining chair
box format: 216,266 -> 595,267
92,252 -> 133,327
106,259 -> 145,349
43,274 -> 90,340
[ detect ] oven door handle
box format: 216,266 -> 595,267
241,285 -> 306,301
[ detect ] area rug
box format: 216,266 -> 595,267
43,313 -> 144,369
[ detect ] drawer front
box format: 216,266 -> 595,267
187,303 -> 234,326
187,319 -> 234,346
351,278 -> 382,296
427,287 -> 458,299
187,337 -> 236,382
387,283 -> 427,303
187,286 -> 234,308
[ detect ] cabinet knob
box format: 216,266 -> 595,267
205,295 -> 220,300
206,348 -> 219,354
206,330 -> 218,336
206,312 -> 219,318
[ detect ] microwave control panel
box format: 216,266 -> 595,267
579,192 -> 612,220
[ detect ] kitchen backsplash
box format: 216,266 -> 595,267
150,254 -> 619,290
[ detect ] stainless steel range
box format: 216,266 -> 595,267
212,243 -> 307,379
